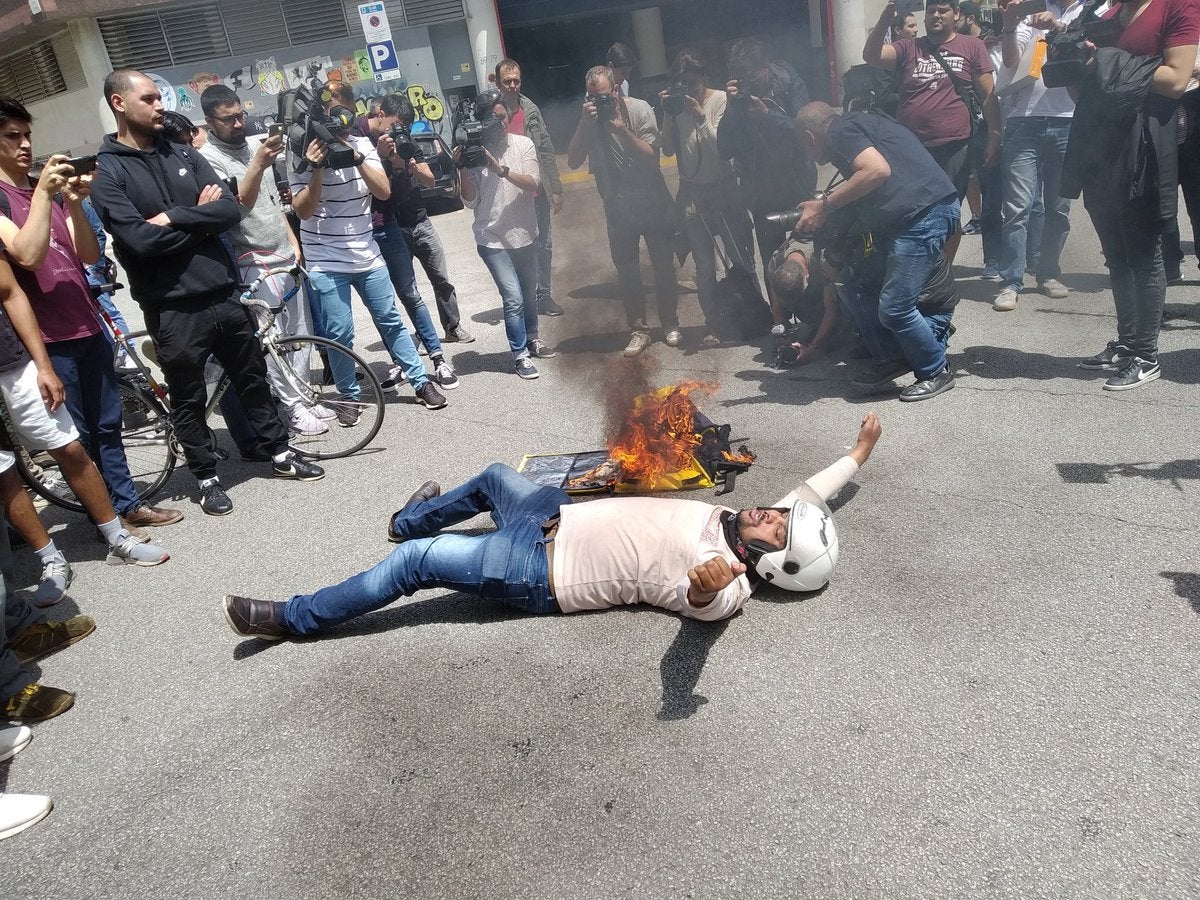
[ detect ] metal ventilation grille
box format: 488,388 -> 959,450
51,31 -> 87,93
97,13 -> 172,71
283,0 -> 350,47
158,3 -> 231,66
217,0 -> 289,56
0,39 -> 68,104
402,0 -> 467,26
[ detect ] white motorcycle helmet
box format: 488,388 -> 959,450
751,487 -> 839,592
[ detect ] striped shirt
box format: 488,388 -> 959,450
290,134 -> 382,274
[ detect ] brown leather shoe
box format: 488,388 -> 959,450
2,683 -> 75,722
10,615 -> 96,665
122,505 -> 184,528
387,481 -> 441,543
223,595 -> 289,641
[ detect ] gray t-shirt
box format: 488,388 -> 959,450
200,135 -> 293,267
586,96 -> 669,202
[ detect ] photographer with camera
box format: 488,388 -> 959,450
660,48 -> 755,349
793,102 -> 961,401
456,89 -> 555,380
717,39 -> 816,282
986,0 -> 1086,312
356,92 -> 458,391
289,82 -> 447,412
496,58 -> 565,317
864,0 -> 1001,265
1058,0 -> 1200,390
567,66 -> 678,357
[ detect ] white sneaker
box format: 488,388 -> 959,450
32,556 -> 72,608
309,402 -> 338,420
664,329 -> 681,348
1038,278 -> 1069,299
992,288 -> 1019,312
0,792 -> 52,841
288,404 -> 329,436
0,725 -> 32,763
623,331 -> 651,358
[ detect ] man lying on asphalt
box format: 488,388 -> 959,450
223,413 -> 881,637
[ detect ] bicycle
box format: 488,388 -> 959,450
16,264 -> 385,514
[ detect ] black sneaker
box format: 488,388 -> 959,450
527,339 -> 558,359
223,595 -> 289,641
899,366 -> 955,401
273,451 -> 325,481
415,381 -> 448,409
852,358 -> 910,387
1103,357 -> 1160,392
515,358 -> 539,380
199,481 -> 233,516
444,325 -> 475,343
334,400 -> 362,428
538,297 -> 565,316
1079,342 -> 1131,371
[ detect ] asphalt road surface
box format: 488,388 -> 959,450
3,165 -> 1199,899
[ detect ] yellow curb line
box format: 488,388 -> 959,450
559,156 -> 678,186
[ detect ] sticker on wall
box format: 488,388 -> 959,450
338,55 -> 361,86
175,87 -> 198,112
285,56 -> 336,91
188,73 -> 221,95
254,58 -> 286,96
353,51 -> 372,82
224,67 -> 252,92
146,73 -> 177,111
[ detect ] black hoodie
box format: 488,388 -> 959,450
90,133 -> 241,309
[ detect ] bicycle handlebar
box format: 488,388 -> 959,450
238,264 -> 305,313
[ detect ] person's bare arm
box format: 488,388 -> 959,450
567,100 -> 595,170
609,109 -> 658,162
355,154 -> 391,201
289,140 -> 326,220
411,159 -> 436,189
795,147 -> 890,236
976,71 -> 1002,167
1153,42 -> 1198,99
0,257 -> 64,410
865,1 -> 902,70
0,156 -> 80,270
240,135 -> 284,211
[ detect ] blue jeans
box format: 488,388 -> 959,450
869,200 -> 959,380
374,221 -> 442,356
999,117 -> 1072,291
283,464 -> 564,634
306,265 -> 428,398
476,244 -> 539,358
535,191 -> 553,303
47,332 -> 142,515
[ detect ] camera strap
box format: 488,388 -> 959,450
923,39 -> 984,125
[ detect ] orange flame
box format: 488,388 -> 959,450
721,448 -> 756,466
608,381 -> 716,486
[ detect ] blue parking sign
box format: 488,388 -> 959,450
368,40 -> 398,75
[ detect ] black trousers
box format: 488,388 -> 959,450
602,193 -> 678,331
144,289 -> 290,480
402,219 -> 462,332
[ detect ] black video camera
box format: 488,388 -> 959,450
455,119 -> 487,168
663,81 -> 690,117
591,91 -> 617,123
277,84 -> 358,173
1041,1 -> 1122,88
389,123 -> 420,162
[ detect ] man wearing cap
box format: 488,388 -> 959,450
222,413 -> 881,639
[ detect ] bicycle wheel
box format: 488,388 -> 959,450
15,376 -> 177,514
268,335 -> 385,459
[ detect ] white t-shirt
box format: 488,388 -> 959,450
552,456 -> 860,621
1000,0 -> 1085,119
462,133 -> 540,250
290,134 -> 383,273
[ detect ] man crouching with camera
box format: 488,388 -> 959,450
455,89 -> 554,380
792,102 -> 960,401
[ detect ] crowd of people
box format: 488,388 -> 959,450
2,0 -> 1200,841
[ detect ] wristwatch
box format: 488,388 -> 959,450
499,165 -> 510,179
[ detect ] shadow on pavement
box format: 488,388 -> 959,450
1160,571 -> 1200,615
657,617 -> 730,721
1056,459 -> 1200,488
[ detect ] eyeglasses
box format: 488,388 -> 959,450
209,112 -> 246,125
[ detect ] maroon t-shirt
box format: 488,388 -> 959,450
1102,0 -> 1200,56
0,181 -> 99,344
891,33 -> 995,147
